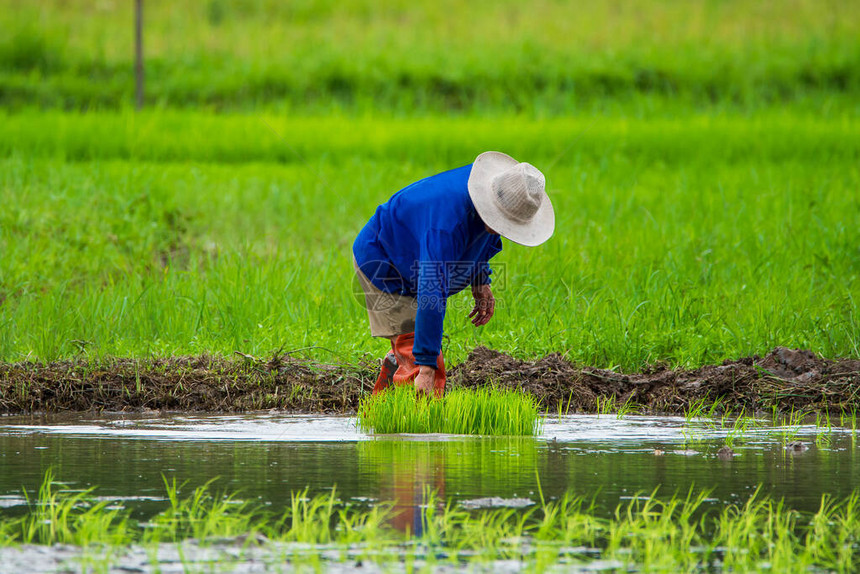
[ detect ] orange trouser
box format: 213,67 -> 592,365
372,332 -> 446,397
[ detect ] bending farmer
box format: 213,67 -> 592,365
353,151 -> 555,396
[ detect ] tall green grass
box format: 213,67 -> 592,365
3,472 -> 860,571
357,386 -> 543,435
0,112 -> 857,369
1,0 -> 858,111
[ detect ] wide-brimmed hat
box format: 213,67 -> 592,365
467,151 -> 555,247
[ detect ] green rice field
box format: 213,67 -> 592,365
1,110 -> 857,368
1,2 -> 858,371
2,0 -> 858,112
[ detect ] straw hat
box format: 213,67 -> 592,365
468,151 -> 555,247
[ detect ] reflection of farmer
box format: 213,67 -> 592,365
385,448 -> 446,536
353,152 -> 555,396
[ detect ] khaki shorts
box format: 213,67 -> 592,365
353,259 -> 417,338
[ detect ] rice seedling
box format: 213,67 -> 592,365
594,395 -> 616,417
722,409 -> 756,448
356,385 -> 543,436
685,398 -> 709,423
4,470 -> 860,571
839,406 -> 858,434
616,396 -> 641,419
684,397 -> 734,428
778,408 -> 807,446
814,408 -> 835,448
6,469 -> 132,547
816,410 -> 833,434
555,390 -> 575,420
144,476 -> 265,545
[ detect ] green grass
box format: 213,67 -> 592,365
357,385 -> 543,435
1,0 -> 858,374
1,0 -> 858,111
3,472 -> 860,572
0,110 -> 857,369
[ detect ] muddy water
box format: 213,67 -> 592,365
0,413 -> 857,519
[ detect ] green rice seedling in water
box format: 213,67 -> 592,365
723,410 -> 755,448
814,409 -> 835,448
357,385 -> 543,436
595,395 -> 615,418
706,397 -> 726,419
556,390 -> 575,421
685,398 -> 708,423
616,396 -> 641,420
10,470 -> 132,546
815,432 -> 833,449
777,408 -> 807,445
816,410 -> 833,433
604,487 -> 711,571
840,406 -> 858,434
278,488 -> 341,544
719,406 -> 735,430
145,476 -> 265,545
5,471 -> 860,571
563,390 -> 574,415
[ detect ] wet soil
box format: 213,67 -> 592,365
1,347 -> 858,415
454,346 -> 860,415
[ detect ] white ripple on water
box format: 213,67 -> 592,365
0,412 -> 845,449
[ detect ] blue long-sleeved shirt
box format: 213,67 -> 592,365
353,164 -> 502,366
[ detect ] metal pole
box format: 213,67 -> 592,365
135,0 -> 144,109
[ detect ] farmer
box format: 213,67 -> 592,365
353,151 -> 555,397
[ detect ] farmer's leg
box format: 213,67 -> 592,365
353,259 -> 418,393
391,333 -> 446,397
353,259 -> 445,396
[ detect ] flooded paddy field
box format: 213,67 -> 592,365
1,412 -> 858,572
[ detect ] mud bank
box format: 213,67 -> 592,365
1,347 -> 858,415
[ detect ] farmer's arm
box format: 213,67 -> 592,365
413,265 -> 449,367
413,231 -> 458,393
412,234 -> 456,368
413,261 -> 447,394
468,236 -> 502,327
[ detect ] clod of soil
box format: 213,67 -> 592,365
0,354 -> 373,414
0,347 -> 858,415
451,346 -> 860,414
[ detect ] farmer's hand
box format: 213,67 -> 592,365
414,365 -> 436,396
469,284 -> 495,326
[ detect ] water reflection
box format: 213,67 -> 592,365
0,413 -> 857,519
358,438 -> 539,534
367,441 -> 444,534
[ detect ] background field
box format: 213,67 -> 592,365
1,0 -> 859,112
0,1 -> 858,370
